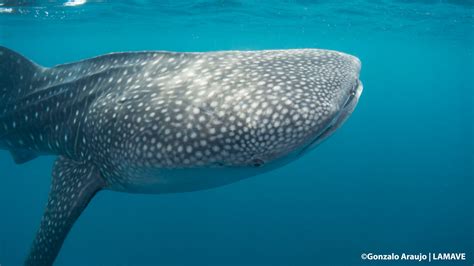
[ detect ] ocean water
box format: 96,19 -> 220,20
0,0 -> 473,265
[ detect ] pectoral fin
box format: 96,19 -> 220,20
25,156 -> 105,266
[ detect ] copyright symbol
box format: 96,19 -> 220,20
361,253 -> 367,260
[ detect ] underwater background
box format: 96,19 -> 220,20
0,0 -> 472,265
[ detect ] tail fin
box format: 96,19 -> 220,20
0,46 -> 42,103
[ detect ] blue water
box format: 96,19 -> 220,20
0,1 -> 473,265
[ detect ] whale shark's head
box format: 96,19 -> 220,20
289,52 -> 363,158
228,50 -> 363,167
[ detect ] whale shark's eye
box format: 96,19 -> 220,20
351,80 -> 360,95
343,80 -> 359,108
251,158 -> 264,167
212,161 -> 225,167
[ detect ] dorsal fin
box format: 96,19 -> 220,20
0,46 -> 43,103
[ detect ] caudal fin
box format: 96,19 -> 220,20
0,46 -> 43,103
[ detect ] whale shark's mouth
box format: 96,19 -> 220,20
296,79 -> 363,157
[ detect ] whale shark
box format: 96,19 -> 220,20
0,46 -> 362,265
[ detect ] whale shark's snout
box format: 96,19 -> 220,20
298,76 -> 363,157
249,50 -> 363,164
301,52 -> 363,152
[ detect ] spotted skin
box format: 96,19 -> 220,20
0,46 -> 362,265
25,157 -> 104,266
